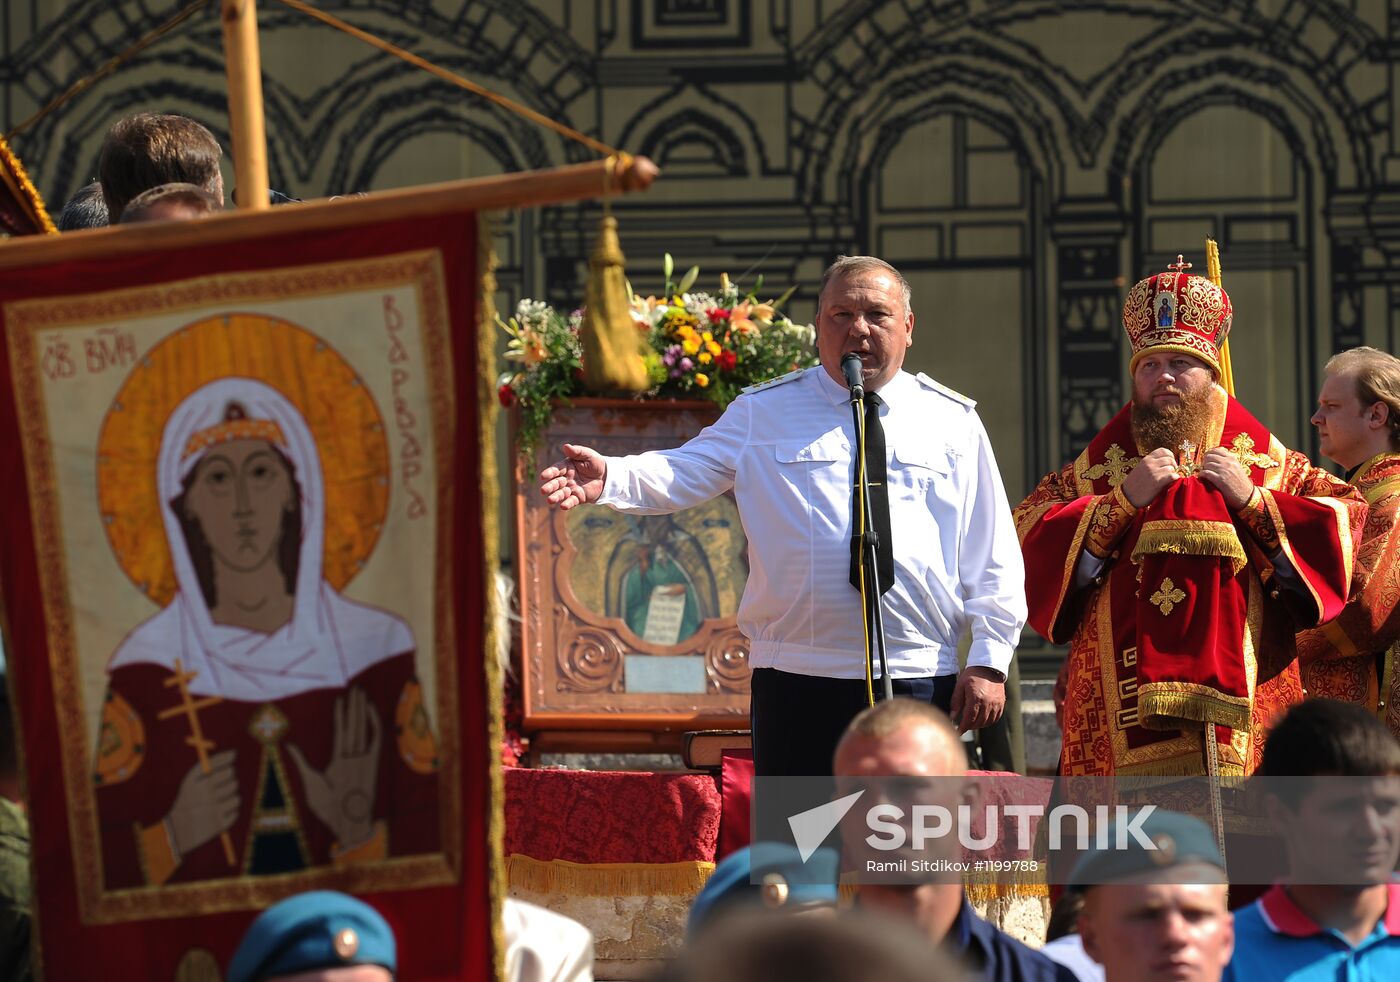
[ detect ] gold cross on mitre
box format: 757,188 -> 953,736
158,658 -> 235,866
1177,439 -> 1200,476
1167,255 -> 1193,273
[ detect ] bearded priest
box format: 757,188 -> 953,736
1016,262 -> 1365,777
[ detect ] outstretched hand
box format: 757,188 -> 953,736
539,443 -> 608,510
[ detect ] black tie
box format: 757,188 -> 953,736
850,392 -> 894,595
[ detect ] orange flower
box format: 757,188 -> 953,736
730,300 -> 775,334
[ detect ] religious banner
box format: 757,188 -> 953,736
0,194 -> 499,980
0,133 -> 54,236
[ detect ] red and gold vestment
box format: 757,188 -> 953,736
1017,388 -> 1364,776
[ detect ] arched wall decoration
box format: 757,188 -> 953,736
636,107 -> 748,177
7,0 -> 1399,680
1128,93 -> 1320,452
618,84 -> 772,175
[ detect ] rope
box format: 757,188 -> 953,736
273,0 -> 624,159
4,0 -> 213,141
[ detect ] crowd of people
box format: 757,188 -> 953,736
2,107 -> 1398,979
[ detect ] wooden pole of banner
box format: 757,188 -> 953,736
220,0 -> 270,210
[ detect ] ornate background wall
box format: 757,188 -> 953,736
6,0 -> 1399,673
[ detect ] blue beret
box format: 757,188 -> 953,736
688,842 -> 839,936
1069,810 -> 1226,890
227,891 -> 396,982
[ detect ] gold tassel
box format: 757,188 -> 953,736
580,209 -> 649,392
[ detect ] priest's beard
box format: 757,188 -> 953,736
1131,387 -> 1214,454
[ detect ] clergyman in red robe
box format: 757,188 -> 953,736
1299,346 -> 1400,738
1015,265 -> 1364,776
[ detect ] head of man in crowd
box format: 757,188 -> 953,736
119,182 -> 223,224
833,698 -> 970,937
814,255 -> 914,395
661,907 -> 958,982
98,112 -> 224,222
687,842 -> 839,939
55,180 -> 108,231
1259,698 -> 1400,889
1311,346 -> 1400,472
226,890 -> 395,982
1073,811 -> 1233,982
1123,273 -> 1230,454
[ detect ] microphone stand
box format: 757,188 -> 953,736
846,363 -> 894,703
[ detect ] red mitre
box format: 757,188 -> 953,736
1122,262 -> 1232,375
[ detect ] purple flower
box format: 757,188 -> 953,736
669,368 -> 682,379
679,357 -> 694,372
663,344 -> 681,367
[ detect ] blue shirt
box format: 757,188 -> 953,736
1225,883 -> 1400,982
955,898 -> 1077,982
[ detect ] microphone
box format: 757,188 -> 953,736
841,352 -> 865,401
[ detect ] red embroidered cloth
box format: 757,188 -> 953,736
504,767 -> 721,864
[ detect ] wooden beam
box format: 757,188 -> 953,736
220,0 -> 270,210
0,156 -> 659,271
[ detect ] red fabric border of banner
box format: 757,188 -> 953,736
0,214 -> 492,981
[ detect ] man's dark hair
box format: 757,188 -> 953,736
55,181 -> 109,231
98,113 -> 222,221
1046,888 -> 1084,943
1260,698 -> 1400,805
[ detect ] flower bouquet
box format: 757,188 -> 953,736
497,256 -> 817,455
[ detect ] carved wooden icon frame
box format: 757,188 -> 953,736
515,398 -> 751,743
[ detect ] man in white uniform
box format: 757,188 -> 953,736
538,256 -> 1026,776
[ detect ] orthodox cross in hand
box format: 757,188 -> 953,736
159,658 -> 235,866
1178,439 -> 1199,476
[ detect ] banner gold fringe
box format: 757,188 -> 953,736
1138,687 -> 1251,733
506,855 -> 716,897
838,875 -> 1050,905
477,217 -> 507,982
1131,521 -> 1247,575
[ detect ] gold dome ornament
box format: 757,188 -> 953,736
580,155 -> 650,393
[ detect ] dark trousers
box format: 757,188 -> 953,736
749,668 -> 956,778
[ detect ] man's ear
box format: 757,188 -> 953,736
1221,909 -> 1236,966
1368,400 -> 1390,430
1078,904 -> 1104,965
